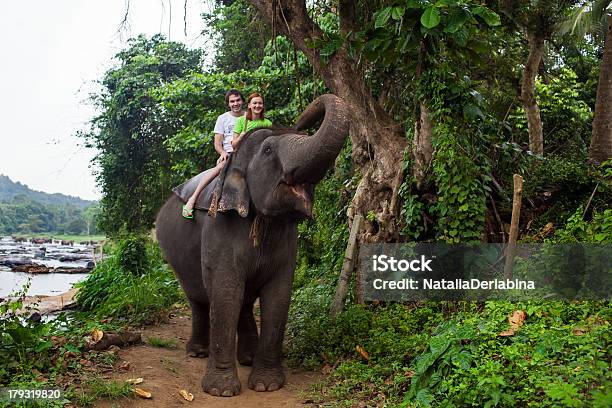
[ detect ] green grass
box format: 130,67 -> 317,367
70,379 -> 133,406
147,336 -> 178,349
25,233 -> 106,243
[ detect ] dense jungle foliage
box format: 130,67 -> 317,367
1,0 -> 610,407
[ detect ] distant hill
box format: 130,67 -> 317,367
0,174 -> 95,209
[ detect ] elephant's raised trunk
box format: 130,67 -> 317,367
282,94 -> 350,184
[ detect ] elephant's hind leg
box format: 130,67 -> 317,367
237,301 -> 259,366
186,300 -> 210,357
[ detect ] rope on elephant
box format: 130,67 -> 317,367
250,214 -> 268,246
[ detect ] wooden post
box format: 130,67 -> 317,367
504,174 -> 524,279
330,214 -> 363,317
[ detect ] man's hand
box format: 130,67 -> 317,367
215,157 -> 227,170
216,152 -> 228,164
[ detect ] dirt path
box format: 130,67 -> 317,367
94,311 -> 321,408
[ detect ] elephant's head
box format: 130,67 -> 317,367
214,94 -> 349,220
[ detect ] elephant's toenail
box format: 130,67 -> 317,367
267,382 -> 279,391
255,383 -> 266,392
221,390 -> 233,397
210,388 -> 220,396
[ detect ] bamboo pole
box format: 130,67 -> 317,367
504,174 -> 524,279
330,214 -> 363,317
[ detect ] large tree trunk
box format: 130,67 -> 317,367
413,103 -> 433,190
521,33 -> 545,155
589,14 -> 612,164
250,0 -> 407,242
413,41 -> 433,190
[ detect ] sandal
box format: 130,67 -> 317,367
181,204 -> 194,219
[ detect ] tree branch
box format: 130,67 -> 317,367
339,0 -> 357,35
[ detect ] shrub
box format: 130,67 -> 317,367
75,237 -> 183,324
116,233 -> 150,275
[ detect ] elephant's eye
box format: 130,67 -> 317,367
264,146 -> 272,154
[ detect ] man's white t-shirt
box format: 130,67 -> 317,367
214,111 -> 243,153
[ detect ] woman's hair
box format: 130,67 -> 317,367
246,92 -> 265,121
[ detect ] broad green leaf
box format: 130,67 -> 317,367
445,8 -> 470,33
416,352 -> 438,373
391,6 -> 405,20
429,336 -> 451,356
451,349 -> 472,370
35,340 -> 52,353
375,7 -> 393,28
452,27 -> 469,46
421,7 -> 441,29
416,388 -> 434,407
473,6 -> 501,26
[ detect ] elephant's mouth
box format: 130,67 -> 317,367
278,182 -> 313,219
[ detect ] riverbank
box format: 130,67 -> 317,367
19,287 -> 79,315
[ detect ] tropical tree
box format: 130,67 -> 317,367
247,0 -> 502,241
203,0 -> 270,73
82,34 -> 202,235
248,0 -> 408,242
500,0 -> 578,156
561,0 -> 612,163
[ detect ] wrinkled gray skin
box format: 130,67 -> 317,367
155,95 -> 349,397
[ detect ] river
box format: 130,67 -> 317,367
0,236 -> 98,297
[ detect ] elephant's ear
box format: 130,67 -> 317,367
208,156 -> 250,218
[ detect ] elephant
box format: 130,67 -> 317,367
155,94 -> 349,397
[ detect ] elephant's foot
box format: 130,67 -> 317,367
186,339 -> 209,358
247,366 -> 286,392
202,365 -> 241,397
237,334 -> 258,366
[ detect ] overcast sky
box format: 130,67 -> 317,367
0,1 -> 210,201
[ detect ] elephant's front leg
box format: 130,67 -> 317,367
202,274 -> 244,397
248,271 -> 293,392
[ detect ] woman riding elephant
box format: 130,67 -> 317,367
182,92 -> 272,219
231,92 -> 272,149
